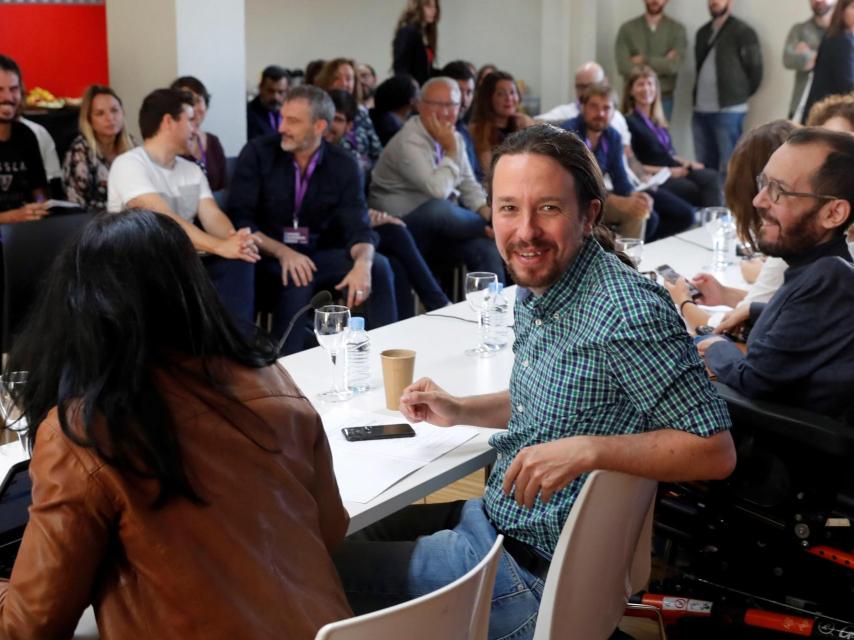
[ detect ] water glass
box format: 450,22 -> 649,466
314,306 -> 353,402
615,237 -> 644,268
0,371 -> 30,456
464,272 -> 499,357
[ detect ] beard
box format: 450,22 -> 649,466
645,1 -> 665,16
756,204 -> 826,259
503,239 -> 564,291
709,2 -> 730,18
813,2 -> 833,17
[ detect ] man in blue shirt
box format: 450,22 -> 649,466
697,127 -> 854,419
228,85 -> 396,354
333,125 -> 735,639
562,83 -> 694,241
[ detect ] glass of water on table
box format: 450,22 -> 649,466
464,271 -> 500,357
615,237 -> 644,268
314,305 -> 353,402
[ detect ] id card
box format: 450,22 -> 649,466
283,227 -> 309,245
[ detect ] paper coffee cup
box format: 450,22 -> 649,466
380,349 -> 416,411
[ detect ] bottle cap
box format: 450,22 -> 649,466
349,317 -> 365,331
488,282 -> 504,294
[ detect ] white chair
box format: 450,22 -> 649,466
315,534 -> 504,640
532,470 -> 663,640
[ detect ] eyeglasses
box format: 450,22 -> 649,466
421,100 -> 460,111
755,173 -> 840,204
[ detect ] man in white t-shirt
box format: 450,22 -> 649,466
108,88 -> 259,330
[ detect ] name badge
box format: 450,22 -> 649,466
283,227 -> 310,245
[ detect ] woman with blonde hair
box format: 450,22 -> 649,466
63,85 -> 135,213
392,0 -> 440,85
314,57 -> 383,174
469,70 -> 533,170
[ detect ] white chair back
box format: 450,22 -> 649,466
316,534 -> 504,640
532,471 -> 658,640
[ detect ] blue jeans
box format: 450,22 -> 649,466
260,249 -> 397,355
376,223 -> 450,318
202,255 -> 255,335
334,499 -> 544,640
691,111 -> 746,176
661,95 -> 674,122
403,198 -> 506,282
648,189 -> 695,242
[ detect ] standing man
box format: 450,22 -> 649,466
0,54 -> 49,224
107,88 -> 258,330
692,0 -> 763,176
247,65 -> 289,140
784,0 -> 836,121
229,85 -> 397,354
334,124 -> 735,640
616,0 -> 688,121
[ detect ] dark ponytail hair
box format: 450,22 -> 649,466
5,210 -> 278,506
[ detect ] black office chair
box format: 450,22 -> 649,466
1,212 -> 95,352
652,383 -> 854,629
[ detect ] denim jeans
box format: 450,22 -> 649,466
648,189 -> 695,242
691,111 -> 746,176
201,255 -> 255,335
334,499 -> 544,640
659,168 -> 723,209
375,223 -> 450,318
260,249 -> 397,355
403,198 -> 506,282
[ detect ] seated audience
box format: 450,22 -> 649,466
64,85 -> 136,214
440,60 -> 481,180
0,210 -> 352,639
369,74 -> 419,145
663,120 -> 798,333
171,76 -> 228,191
325,89 -> 450,318
18,118 -> 62,198
469,70 -> 535,171
561,83 -> 694,241
0,55 -> 49,224
335,125 -> 734,640
357,62 -> 378,109
476,63 -> 497,87
807,92 -> 854,132
392,0 -> 439,85
305,59 -> 326,86
369,77 -> 505,281
698,128 -> 854,419
228,86 -> 397,354
107,88 -> 258,330
246,65 -> 289,140
803,0 -> 854,122
622,65 -> 722,208
314,58 -> 383,175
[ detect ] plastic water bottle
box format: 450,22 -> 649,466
712,213 -> 737,271
483,282 -> 510,350
345,316 -> 371,394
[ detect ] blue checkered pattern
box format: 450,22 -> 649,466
484,237 -> 731,556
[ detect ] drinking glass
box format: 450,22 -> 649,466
615,237 -> 644,268
464,271 -> 499,357
697,207 -> 730,269
0,371 -> 30,456
314,305 -> 353,402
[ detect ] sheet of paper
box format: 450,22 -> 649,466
0,440 -> 28,483
636,167 -> 671,192
44,199 -> 82,209
322,408 -> 480,503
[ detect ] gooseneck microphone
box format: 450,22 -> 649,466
276,290 -> 334,354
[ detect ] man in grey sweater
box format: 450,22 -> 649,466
783,0 -> 835,121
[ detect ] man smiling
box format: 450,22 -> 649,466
334,125 -> 735,640
699,127 -> 854,418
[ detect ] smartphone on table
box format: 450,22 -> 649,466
342,423 -> 416,442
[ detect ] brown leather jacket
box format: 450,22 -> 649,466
0,360 -> 353,639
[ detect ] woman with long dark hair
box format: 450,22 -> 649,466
803,0 -> 854,122
0,211 -> 352,639
469,70 -> 534,171
392,0 -> 440,85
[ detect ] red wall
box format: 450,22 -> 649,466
0,3 -> 109,98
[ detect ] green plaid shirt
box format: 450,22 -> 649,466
484,237 -> 731,557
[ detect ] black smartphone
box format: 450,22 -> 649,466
342,424 -> 416,442
656,264 -> 702,300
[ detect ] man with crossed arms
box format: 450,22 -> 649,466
334,124 -> 735,640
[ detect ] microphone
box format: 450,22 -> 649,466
277,290 -> 334,354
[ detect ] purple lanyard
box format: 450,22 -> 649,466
433,141 -> 444,167
585,134 -> 609,157
292,150 -> 321,226
637,110 -> 672,152
194,133 -> 207,169
268,111 -> 280,132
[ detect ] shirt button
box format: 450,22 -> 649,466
534,319 -> 543,327
553,312 -> 560,320
517,404 -> 525,413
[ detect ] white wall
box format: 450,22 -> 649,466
595,0 -> 810,158
244,0 -> 544,97
176,0 -> 247,155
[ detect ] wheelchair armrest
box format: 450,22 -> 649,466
712,382 -> 854,457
